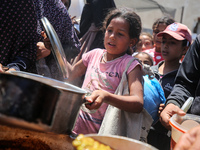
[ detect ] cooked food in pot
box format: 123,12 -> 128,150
72,134 -> 113,150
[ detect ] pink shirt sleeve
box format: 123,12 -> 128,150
127,59 -> 142,75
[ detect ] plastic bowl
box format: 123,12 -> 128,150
169,113 -> 200,149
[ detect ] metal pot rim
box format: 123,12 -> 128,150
85,134 -> 158,150
10,71 -> 87,94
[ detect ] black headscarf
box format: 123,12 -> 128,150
78,0 -> 116,38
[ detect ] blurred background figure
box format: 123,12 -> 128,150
135,32 -> 154,52
72,0 -> 116,64
134,52 -> 166,126
0,0 -> 38,73
144,16 -> 175,65
134,52 -> 154,67
61,0 -> 80,34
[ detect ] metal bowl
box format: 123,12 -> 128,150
86,134 -> 158,150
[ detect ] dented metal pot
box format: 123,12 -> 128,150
0,71 -> 87,134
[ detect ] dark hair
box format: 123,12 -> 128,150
134,52 -> 154,66
103,7 -> 142,43
152,16 -> 175,32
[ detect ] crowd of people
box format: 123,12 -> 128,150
1,0 -> 200,149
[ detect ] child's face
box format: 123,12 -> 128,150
161,34 -> 186,62
153,23 -> 168,50
136,35 -> 154,52
104,17 -> 135,57
135,53 -> 153,66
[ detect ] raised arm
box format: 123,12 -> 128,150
66,59 -> 87,82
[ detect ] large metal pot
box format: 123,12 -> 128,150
85,134 -> 158,150
0,71 -> 87,134
0,72 -> 61,124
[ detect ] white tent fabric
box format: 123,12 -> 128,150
68,0 -> 200,37
114,0 -> 176,18
68,0 -> 85,20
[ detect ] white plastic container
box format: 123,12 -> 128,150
169,114 -> 200,149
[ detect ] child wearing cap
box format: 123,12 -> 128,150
147,22 -> 192,150
143,16 -> 175,65
151,22 -> 192,98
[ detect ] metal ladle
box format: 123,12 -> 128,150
175,97 -> 194,122
181,97 -> 194,113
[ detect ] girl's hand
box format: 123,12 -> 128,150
41,31 -> 52,50
160,103 -> 186,130
37,42 -> 51,60
85,90 -> 109,110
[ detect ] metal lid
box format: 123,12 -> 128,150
41,17 -> 68,80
